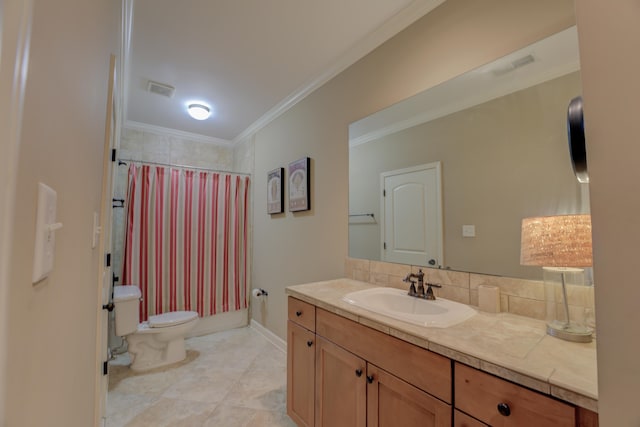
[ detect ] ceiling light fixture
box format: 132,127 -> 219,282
187,103 -> 212,120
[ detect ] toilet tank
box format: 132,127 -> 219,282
113,285 -> 141,336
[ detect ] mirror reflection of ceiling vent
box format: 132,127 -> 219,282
491,54 -> 535,76
147,80 -> 175,98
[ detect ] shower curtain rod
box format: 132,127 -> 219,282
117,158 -> 251,177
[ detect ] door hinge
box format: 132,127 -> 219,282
111,148 -> 116,162
383,189 -> 386,197
105,253 -> 111,267
103,361 -> 109,376
383,242 -> 387,250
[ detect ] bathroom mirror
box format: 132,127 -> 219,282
348,26 -> 590,280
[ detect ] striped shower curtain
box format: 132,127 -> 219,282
121,163 -> 250,321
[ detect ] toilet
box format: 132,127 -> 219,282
113,285 -> 199,371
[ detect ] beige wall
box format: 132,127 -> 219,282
350,72 -> 585,280
576,1 -> 640,425
4,0 -> 119,425
252,0 -> 575,340
0,0 -> 34,421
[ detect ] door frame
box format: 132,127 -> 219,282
93,53 -> 119,427
379,162 -> 443,267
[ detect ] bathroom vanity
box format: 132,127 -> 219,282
286,279 -> 598,427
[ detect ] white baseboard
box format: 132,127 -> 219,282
250,319 -> 286,353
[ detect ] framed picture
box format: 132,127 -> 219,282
267,167 -> 284,214
288,157 -> 310,212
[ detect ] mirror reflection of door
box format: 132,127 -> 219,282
381,162 -> 443,266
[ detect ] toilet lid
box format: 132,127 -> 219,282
148,311 -> 198,328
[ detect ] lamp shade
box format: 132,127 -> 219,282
520,214 -> 592,267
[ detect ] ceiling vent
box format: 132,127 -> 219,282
147,80 -> 175,98
491,54 -> 535,77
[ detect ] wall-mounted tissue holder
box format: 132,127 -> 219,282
32,182 -> 63,283
252,288 -> 268,298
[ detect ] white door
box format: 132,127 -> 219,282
95,54 -> 118,427
381,162 -> 443,267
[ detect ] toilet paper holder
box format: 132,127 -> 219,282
252,288 -> 268,297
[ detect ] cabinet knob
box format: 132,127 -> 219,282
307,340 -> 313,347
497,402 -> 511,417
355,369 -> 363,377
366,375 -> 374,384
296,310 -> 302,317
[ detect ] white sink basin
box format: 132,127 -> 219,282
342,287 -> 476,328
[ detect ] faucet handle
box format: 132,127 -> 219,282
408,283 -> 417,296
425,283 -> 441,300
404,272 -> 421,297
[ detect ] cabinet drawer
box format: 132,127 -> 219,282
455,363 -> 575,427
288,297 -> 316,331
316,308 -> 451,403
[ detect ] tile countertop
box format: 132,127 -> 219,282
285,278 -> 598,413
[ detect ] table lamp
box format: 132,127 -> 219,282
520,214 -> 593,343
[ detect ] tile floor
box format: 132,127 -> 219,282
107,326 -> 297,427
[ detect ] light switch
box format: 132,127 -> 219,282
32,183 -> 63,283
462,224 -> 476,238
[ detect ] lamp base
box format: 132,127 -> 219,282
546,320 -> 592,343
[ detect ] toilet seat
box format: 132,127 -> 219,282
148,311 -> 198,328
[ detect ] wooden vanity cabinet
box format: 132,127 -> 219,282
287,297 -> 452,426
287,297 -> 596,427
287,299 -> 316,427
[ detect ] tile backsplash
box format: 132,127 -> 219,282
345,257 -> 596,328
119,126 -> 234,170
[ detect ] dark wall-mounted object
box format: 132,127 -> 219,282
567,96 -> 588,183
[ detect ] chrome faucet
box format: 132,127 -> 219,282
403,269 -> 441,300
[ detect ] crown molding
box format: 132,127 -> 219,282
232,0 -> 445,144
124,120 -> 234,147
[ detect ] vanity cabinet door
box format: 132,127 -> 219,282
454,410 -> 488,427
315,336 -> 366,427
367,364 -> 451,427
287,321 -> 316,427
